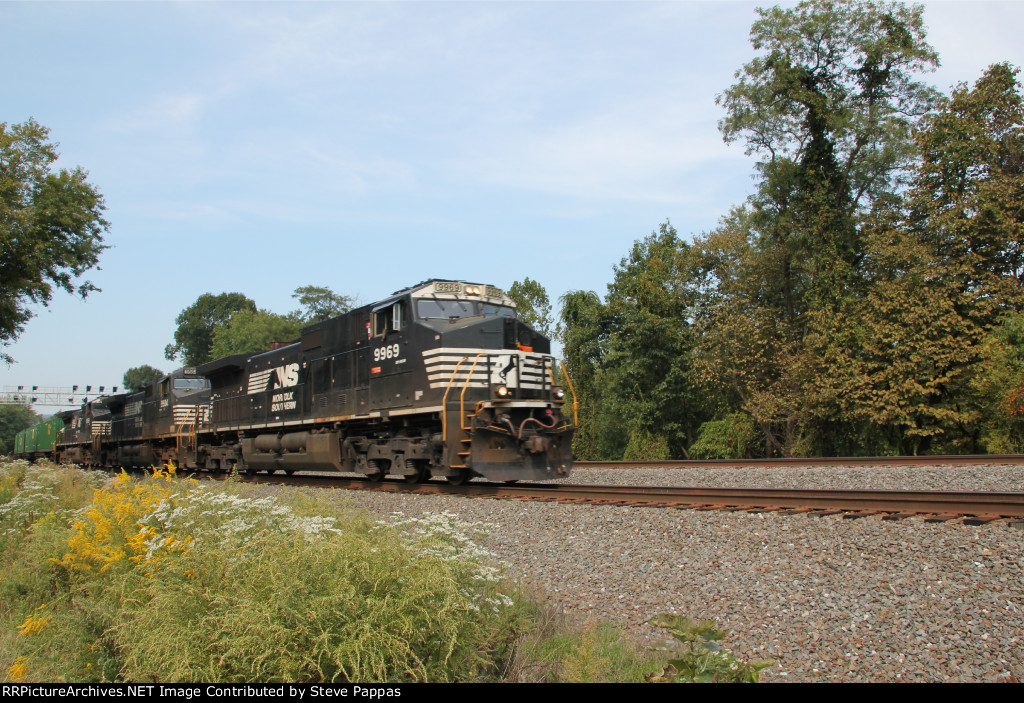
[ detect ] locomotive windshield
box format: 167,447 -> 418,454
173,378 -> 208,390
480,304 -> 515,317
416,300 -> 515,320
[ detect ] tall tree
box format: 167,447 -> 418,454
718,0 -> 939,310
165,293 -> 256,367
907,62 -> 1024,321
0,119 -> 109,363
602,223 -> 699,458
123,364 -> 164,393
209,309 -> 303,359
811,63 -> 1024,454
291,285 -> 355,323
508,278 -> 554,338
698,0 -> 940,455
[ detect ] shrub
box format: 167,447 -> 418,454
645,614 -> 772,683
688,414 -> 757,459
623,428 -> 671,461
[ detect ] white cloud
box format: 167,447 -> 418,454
919,2 -> 1024,89
102,91 -> 208,135
447,89 -> 743,205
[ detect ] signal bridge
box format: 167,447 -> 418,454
1,385 -> 120,408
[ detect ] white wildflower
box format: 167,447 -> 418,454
380,510 -> 516,614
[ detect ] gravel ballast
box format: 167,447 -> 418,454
303,464 -> 1024,682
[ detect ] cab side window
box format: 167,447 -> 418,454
372,302 -> 404,337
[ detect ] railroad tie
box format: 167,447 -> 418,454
962,514 -> 1003,526
923,513 -> 962,523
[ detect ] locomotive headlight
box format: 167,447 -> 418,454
554,387 -> 565,400
496,385 -> 509,398
465,285 -> 481,295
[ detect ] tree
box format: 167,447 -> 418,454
123,364 -> 164,392
906,62 -> 1024,323
291,285 -> 355,323
0,119 -> 109,363
692,0 -> 941,455
508,278 -> 554,338
0,402 -> 39,454
718,0 -> 938,315
974,313 -> 1024,453
806,233 -> 987,454
689,210 -> 814,456
209,309 -> 303,359
165,293 -> 256,367
810,63 -> 1024,454
602,223 -> 700,458
558,289 -> 611,459
557,224 -> 705,460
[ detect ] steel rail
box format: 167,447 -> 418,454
243,473 -> 1024,520
575,454 -> 1024,468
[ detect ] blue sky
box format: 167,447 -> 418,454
4,0 -> 1024,405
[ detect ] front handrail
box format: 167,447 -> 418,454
174,405 -> 202,453
459,354 -> 489,431
441,356 -> 470,443
549,358 -> 579,426
443,352 -> 579,439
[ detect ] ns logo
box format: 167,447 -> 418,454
247,363 -> 301,395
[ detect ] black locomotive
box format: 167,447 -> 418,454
30,280 -> 577,484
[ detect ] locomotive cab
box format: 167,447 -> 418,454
405,280 -> 575,483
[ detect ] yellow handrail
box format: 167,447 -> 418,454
189,405 -> 201,451
441,357 -> 469,443
175,406 -> 201,454
444,353 -> 578,441
175,410 -> 189,452
548,358 -> 579,426
459,354 -> 489,431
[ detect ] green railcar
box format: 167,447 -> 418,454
15,416 -> 65,457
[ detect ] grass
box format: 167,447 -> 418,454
0,458 -> 762,683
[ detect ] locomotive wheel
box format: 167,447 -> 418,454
445,468 -> 469,486
403,460 -> 428,484
366,458 -> 387,482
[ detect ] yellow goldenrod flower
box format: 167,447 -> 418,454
17,613 -> 48,637
6,657 -> 28,682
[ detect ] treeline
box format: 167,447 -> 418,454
525,1 -> 1024,460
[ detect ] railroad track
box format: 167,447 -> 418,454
575,454 -> 1024,468
242,473 -> 1024,525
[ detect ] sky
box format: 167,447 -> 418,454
3,0 -> 1024,407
